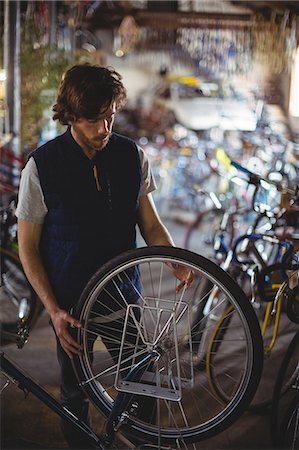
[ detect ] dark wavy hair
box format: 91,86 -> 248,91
52,64 -> 127,125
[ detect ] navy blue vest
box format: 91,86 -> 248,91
32,129 -> 141,310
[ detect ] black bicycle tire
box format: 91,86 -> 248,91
271,330 -> 299,447
72,246 -> 263,444
280,395 -> 299,449
208,296 -> 298,411
286,285 -> 299,324
0,247 -> 42,344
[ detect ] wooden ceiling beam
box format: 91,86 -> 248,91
86,1 -> 299,31
87,9 -> 253,30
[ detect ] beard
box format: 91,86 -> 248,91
72,124 -> 111,152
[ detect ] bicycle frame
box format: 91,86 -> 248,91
262,268 -> 299,354
1,348 -> 162,449
233,234 -> 295,353
207,231 -> 296,361
261,295 -> 283,355
0,352 -> 105,449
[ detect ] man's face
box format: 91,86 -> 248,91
71,102 -> 116,154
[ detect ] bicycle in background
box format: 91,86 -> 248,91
270,271 -> 299,449
186,160 -> 299,410
0,196 -> 42,346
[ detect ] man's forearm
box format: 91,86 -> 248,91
19,247 -> 60,317
137,194 -> 176,248
142,220 -> 175,247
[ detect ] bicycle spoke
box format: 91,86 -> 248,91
73,247 -> 262,445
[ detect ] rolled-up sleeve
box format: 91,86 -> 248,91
15,158 -> 48,224
138,146 -> 157,196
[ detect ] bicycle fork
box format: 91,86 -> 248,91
104,351 -> 160,446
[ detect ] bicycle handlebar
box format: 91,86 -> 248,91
230,160 -> 298,196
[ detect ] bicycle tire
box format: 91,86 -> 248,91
72,246 -> 263,446
286,285 -> 299,324
0,247 -> 42,344
271,330 -> 299,448
280,395 -> 299,450
207,294 -> 298,411
251,297 -> 298,410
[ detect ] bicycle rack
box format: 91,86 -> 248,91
115,299 -> 194,402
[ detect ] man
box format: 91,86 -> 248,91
16,64 -> 191,448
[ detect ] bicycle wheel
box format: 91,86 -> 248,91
207,294 -> 298,410
280,396 -> 299,450
0,248 -> 42,344
72,246 -> 263,446
271,331 -> 299,448
251,292 -> 298,410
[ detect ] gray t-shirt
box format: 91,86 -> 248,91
16,146 -> 156,224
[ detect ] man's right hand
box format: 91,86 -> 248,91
51,309 -> 82,358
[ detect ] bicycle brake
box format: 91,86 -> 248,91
114,401 -> 139,432
103,401 -> 139,446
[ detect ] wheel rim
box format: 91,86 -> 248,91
74,251 -> 260,444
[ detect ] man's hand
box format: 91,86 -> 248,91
51,309 -> 82,358
169,263 -> 194,293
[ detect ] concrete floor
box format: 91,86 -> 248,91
0,220 -> 288,450
1,309 -> 276,450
